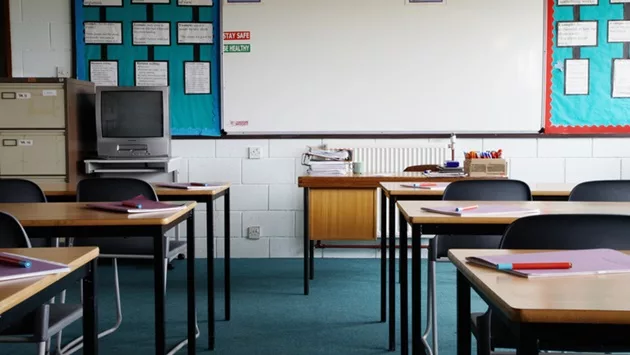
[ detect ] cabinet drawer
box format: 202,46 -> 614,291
0,131 -> 66,176
0,84 -> 66,129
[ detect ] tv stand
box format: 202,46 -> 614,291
84,157 -> 182,182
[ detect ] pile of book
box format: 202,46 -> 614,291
302,146 -> 353,176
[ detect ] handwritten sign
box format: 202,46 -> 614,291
178,23 -> 213,44
224,31 -> 251,40
557,21 -> 598,47
84,22 -> 122,44
133,22 -> 170,46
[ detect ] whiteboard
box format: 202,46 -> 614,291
222,0 -> 546,134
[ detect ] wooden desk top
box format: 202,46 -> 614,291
0,247 -> 99,315
39,183 -> 230,197
380,182 -> 576,198
298,172 -> 505,188
0,202 -> 196,227
449,249 -> 630,324
397,200 -> 630,225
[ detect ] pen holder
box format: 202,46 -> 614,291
463,158 -> 507,177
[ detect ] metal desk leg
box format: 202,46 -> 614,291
456,271 -> 471,355
411,225 -> 422,355
303,188 -> 310,295
153,231 -> 167,355
186,213 -> 196,354
516,325 -> 538,355
380,189 -> 387,324
207,204 -> 215,350
399,212 -> 409,355
82,259 -> 98,355
309,240 -> 315,280
388,195 -> 397,350
224,189 -> 231,321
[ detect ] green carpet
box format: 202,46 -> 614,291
2,259 -> 489,354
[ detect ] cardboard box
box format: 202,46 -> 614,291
464,159 -> 507,177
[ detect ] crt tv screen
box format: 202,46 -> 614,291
100,91 -> 164,138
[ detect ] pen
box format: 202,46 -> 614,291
0,254 -> 31,268
496,262 -> 572,270
455,205 -> 478,212
408,183 -> 436,188
122,201 -> 143,209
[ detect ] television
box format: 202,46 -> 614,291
95,86 -> 171,159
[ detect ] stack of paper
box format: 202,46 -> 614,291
307,161 -> 351,176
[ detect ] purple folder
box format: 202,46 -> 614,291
421,204 -> 540,217
467,249 -> 630,278
157,182 -> 227,190
0,252 -> 70,282
87,195 -> 186,214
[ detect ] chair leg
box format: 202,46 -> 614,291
431,260 -> 439,355
55,290 -> 67,354
61,258 -> 124,355
38,341 -> 46,355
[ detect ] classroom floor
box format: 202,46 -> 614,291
2,258 -> 490,355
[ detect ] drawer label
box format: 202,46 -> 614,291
17,92 -> 31,99
18,139 -> 33,146
42,90 -> 57,96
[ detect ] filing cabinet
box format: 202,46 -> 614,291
0,78 -> 96,185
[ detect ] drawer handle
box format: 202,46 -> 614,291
2,139 -> 17,147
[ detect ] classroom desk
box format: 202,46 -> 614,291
40,182 -> 232,327
396,200 -> 630,355
297,172 -> 504,297
0,247 -> 99,354
0,202 -> 198,355
449,249 -> 630,355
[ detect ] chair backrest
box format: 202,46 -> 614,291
76,177 -> 158,202
0,212 -> 31,248
442,179 -> 532,201
568,180 -> 630,202
0,179 -> 47,203
404,164 -> 440,172
500,214 -> 630,250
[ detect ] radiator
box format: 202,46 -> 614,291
351,146 -> 451,174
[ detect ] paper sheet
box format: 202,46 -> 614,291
558,0 -> 598,5
613,59 -> 630,98
564,59 -> 589,95
84,22 -> 122,44
84,0 -> 123,5
135,61 -> 169,86
184,62 -> 211,94
178,23 -> 213,44
178,0 -> 213,4
609,21 -> 630,43
131,0 -> 170,3
557,21 -> 598,47
90,61 -> 118,86
132,22 -> 170,46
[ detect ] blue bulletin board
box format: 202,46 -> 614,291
546,0 -> 630,134
73,0 -> 221,136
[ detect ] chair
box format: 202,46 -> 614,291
472,214 -> 630,354
0,179 -> 48,248
0,211 -> 83,355
61,177 -> 188,354
568,180 -> 630,201
403,164 -> 440,172
426,179 -> 531,354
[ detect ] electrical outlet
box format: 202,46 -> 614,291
248,146 -> 262,159
56,66 -> 70,78
247,226 -> 261,240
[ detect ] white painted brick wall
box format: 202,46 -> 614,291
9,1 -> 630,259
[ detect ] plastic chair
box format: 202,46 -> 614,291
0,179 -> 48,247
472,214 -> 630,354
61,177 -> 189,354
0,211 -> 83,355
426,179 -> 532,355
569,180 -> 630,202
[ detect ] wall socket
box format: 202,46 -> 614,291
248,146 -> 262,159
56,66 -> 70,78
247,226 -> 261,240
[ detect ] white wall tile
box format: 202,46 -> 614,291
295,158 -> 309,177
216,139 -> 269,158
593,138 -> 630,158
50,23 -> 72,50
322,139 -> 377,148
295,211 -> 304,238
11,22 -> 50,51
270,237 -> 303,258
510,158 -> 565,183
176,159 -> 189,182
622,159 -> 630,179
269,184 -> 302,210
482,138 -> 537,158
242,159 -> 295,184
565,158 -> 621,183
188,158 -> 242,184
242,211 -> 295,237
538,138 -> 592,158
172,140 -> 216,158
375,138 -> 431,146
217,238 -> 270,258
21,49 -> 72,77
269,139 -> 322,158
21,0 -> 70,23
11,50 -> 23,77
9,0 -> 21,22
217,185 -> 268,211
178,211 -> 242,238
175,237 -> 214,259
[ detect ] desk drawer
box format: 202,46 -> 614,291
309,188 -> 377,241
